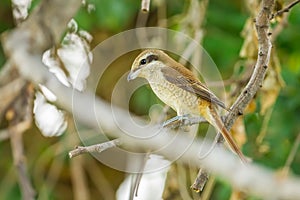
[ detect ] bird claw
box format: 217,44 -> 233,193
162,115 -> 207,129
162,114 -> 190,128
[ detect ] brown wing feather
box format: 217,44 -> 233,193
161,66 -> 227,110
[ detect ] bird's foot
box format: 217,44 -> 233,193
162,115 -> 207,129
162,114 -> 190,128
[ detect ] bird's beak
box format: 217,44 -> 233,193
127,69 -> 140,81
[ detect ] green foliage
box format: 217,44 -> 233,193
203,0 -> 248,75
211,179 -> 231,200
75,0 -> 140,32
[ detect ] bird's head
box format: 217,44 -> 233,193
127,49 -> 169,81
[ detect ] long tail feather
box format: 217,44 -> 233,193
208,106 -> 248,164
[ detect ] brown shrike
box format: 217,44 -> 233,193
127,49 -> 247,163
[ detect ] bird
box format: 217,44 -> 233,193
127,49 -> 248,164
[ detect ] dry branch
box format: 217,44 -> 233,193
69,139 -> 121,158
271,0 -> 300,19
225,0 -> 273,130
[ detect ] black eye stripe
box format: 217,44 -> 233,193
146,54 -> 158,63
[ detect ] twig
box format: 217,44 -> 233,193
85,158 -> 116,200
0,77 -> 26,117
5,81 -> 35,200
281,133 -> 300,176
271,11 -> 289,42
191,168 -> 209,192
225,0 -> 273,131
256,105 -> 274,145
70,156 -> 90,200
271,0 -> 300,19
141,0 -> 151,12
69,139 -> 121,158
200,175 -> 215,200
8,120 -> 35,200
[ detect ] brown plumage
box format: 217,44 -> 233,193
128,49 -> 247,164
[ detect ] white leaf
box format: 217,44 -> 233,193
42,50 -> 70,87
12,0 -> 31,21
116,155 -> 170,200
39,84 -> 57,102
41,19 -> 92,92
58,31 -> 92,91
33,92 -> 67,137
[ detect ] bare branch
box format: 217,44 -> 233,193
225,0 -> 274,132
271,0 -> 300,19
191,168 -> 209,192
8,120 -> 35,200
69,139 -> 121,158
282,133 -> 300,175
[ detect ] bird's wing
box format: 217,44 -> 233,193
161,66 -> 228,110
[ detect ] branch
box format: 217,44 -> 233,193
225,0 -> 273,131
191,168 -> 209,192
281,133 -> 300,176
8,120 -> 35,200
69,139 -> 121,158
271,0 -> 300,19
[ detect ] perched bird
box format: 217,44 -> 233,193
127,49 -> 247,163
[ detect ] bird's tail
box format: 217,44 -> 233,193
206,106 -> 248,164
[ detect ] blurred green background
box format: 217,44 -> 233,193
1,0 -> 300,199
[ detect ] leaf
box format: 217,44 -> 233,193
33,92 -> 67,137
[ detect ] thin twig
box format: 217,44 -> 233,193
281,133 -> 300,175
271,12 -> 289,42
0,77 -> 26,116
70,156 -> 90,200
256,105 -> 274,145
5,81 -> 35,200
191,168 -> 209,192
141,0 -> 151,12
271,0 -> 300,19
69,139 -> 121,158
85,158 -> 115,200
200,175 -> 215,200
8,121 -> 35,200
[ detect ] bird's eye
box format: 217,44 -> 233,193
140,59 -> 147,65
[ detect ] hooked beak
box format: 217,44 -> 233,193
127,69 -> 140,81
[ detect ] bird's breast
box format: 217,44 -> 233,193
149,79 -> 200,116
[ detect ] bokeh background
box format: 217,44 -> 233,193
1,0 -> 300,199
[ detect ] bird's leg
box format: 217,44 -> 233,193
163,115 -> 207,128
162,114 -> 190,128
